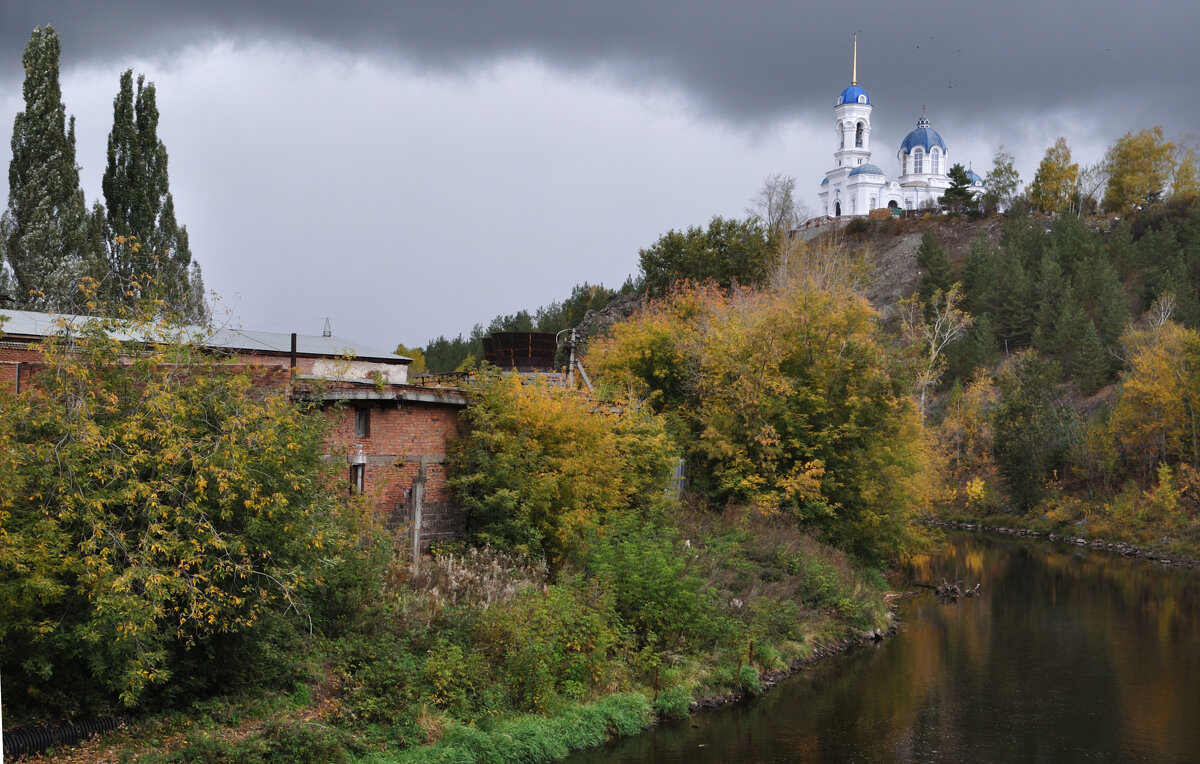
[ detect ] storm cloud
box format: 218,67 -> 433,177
1,2 -> 1196,347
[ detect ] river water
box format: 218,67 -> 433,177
566,532 -> 1200,763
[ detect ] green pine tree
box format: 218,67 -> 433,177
939,163 -> 976,214
1050,286 -> 1088,366
102,69 -> 207,321
917,230 -> 953,307
1,26 -> 94,312
1073,320 -> 1109,395
946,313 -> 998,381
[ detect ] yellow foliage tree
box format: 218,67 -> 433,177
1028,137 -> 1079,213
0,292 -> 374,713
1172,146 -> 1199,203
448,371 -> 677,564
589,279 -> 928,562
1102,127 -> 1177,214
1111,321 -> 1200,477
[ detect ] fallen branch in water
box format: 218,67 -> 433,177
913,578 -> 981,603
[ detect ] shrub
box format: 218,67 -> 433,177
0,307 -> 377,717
448,372 -> 676,563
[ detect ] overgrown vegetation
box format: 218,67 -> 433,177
2,242 -> 902,761
0,294 -> 382,721
921,199 -> 1200,557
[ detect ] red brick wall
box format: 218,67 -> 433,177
2,339 -> 468,547
327,399 -> 466,547
0,345 -> 45,393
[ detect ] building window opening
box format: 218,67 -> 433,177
835,201 -> 842,217
855,122 -> 864,147
355,407 -> 370,438
350,464 -> 365,494
930,150 -> 940,174
914,149 -> 925,174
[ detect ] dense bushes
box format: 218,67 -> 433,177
588,279 -> 929,562
448,371 -> 677,563
0,310 -> 380,719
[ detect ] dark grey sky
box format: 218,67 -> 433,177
1,2 -> 1196,348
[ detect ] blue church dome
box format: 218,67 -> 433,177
821,177 -> 829,185
848,163 -> 884,176
899,116 -> 947,154
837,84 -> 870,105
966,168 -> 984,186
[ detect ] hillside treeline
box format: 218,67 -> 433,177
921,200 -> 1200,553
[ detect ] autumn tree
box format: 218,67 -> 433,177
589,280 -> 928,562
102,69 -> 208,321
1028,137 -> 1079,213
748,173 -> 806,234
448,371 -> 676,563
0,26 -> 96,311
394,342 -> 427,374
981,146 -> 1021,213
1110,321 -> 1200,477
0,302 -> 377,715
1172,146 -> 1199,202
899,285 -> 973,422
638,216 -> 779,297
1102,127 -> 1176,214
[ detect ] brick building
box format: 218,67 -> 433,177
0,308 -> 469,550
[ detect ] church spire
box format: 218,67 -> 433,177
851,32 -> 858,85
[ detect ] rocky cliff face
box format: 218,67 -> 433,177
848,216 -> 1007,312
574,292 -> 644,351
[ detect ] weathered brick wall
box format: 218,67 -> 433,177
3,337 -> 468,549
327,398 -> 466,549
0,344 -> 45,393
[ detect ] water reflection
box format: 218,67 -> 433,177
566,533 -> 1200,763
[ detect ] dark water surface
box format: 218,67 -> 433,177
566,532 -> 1200,763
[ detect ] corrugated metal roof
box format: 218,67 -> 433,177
0,308 -> 409,364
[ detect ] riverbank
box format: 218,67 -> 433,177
688,621 -> 900,714
9,509 -> 899,763
566,531 -> 1200,762
928,519 -> 1200,570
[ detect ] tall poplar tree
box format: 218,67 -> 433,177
102,69 -> 207,321
1,26 -> 93,312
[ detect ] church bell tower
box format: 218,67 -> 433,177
833,33 -> 872,168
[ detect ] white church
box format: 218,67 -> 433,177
817,37 -> 984,218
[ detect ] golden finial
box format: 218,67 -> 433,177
852,32 -> 858,85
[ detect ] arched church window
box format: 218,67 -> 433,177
870,196 -> 877,209
855,122 -> 864,148
913,149 -> 925,174
858,95 -> 867,104
930,149 -> 940,174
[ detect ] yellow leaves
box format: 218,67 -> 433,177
1029,137 -> 1079,213
1102,126 -> 1176,214
1111,321 -> 1200,470
965,477 -> 986,506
